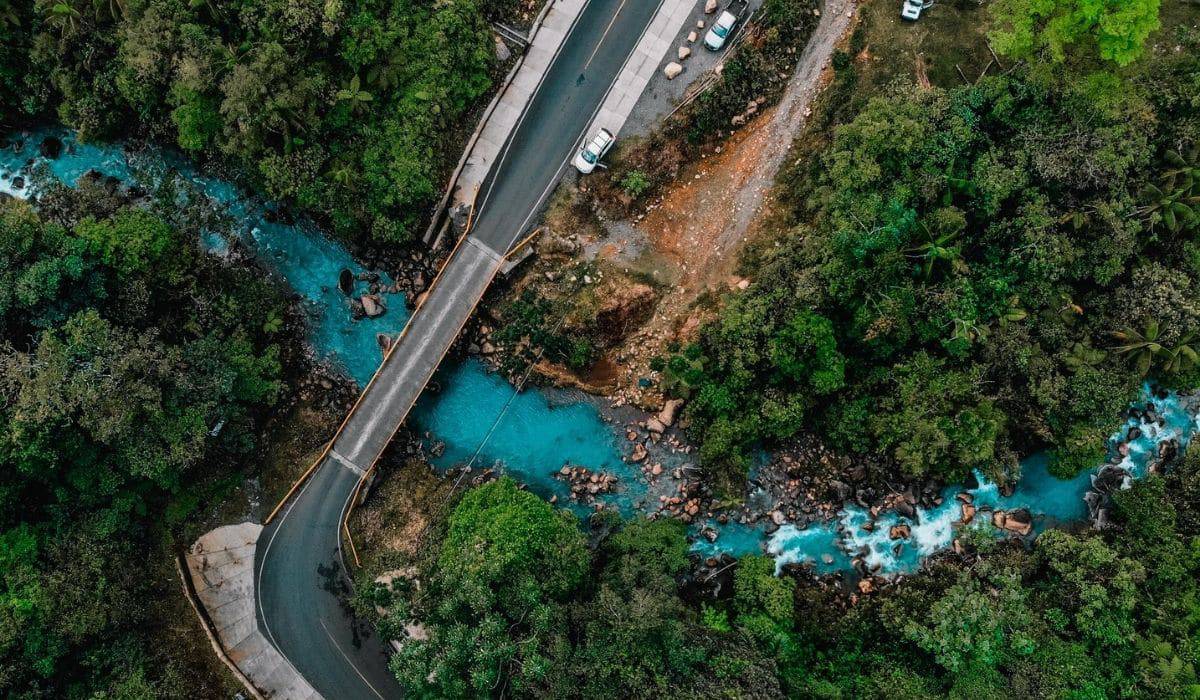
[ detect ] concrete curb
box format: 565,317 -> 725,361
176,553 -> 264,700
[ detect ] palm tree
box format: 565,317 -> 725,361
91,0 -> 123,21
1111,321 -> 1197,376
951,317 -> 988,344
1161,332 -> 1198,375
215,43 -> 249,76
366,52 -> 405,91
905,225 -> 964,280
188,0 -> 218,18
0,0 -> 20,27
1141,182 -> 1199,232
39,0 -> 81,36
1112,320 -> 1165,377
1164,147 -> 1200,182
997,296 -> 1027,328
335,75 -> 374,115
326,163 -> 356,188
1140,148 -> 1200,233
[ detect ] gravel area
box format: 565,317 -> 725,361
620,0 -> 767,139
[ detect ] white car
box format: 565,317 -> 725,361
901,0 -> 924,20
704,11 -> 738,50
573,128 -> 614,174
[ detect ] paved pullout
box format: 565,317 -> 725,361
255,0 -> 668,696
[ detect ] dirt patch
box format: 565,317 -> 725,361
533,358 -> 619,394
635,122 -> 779,289
259,395 -> 350,517
351,458 -> 456,567
565,277 -> 659,344
591,0 -> 859,408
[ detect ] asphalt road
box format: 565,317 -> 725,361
254,0 -> 666,697
472,0 -> 666,253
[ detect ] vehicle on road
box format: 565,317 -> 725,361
901,0 -> 926,20
703,10 -> 738,50
573,128 -> 615,174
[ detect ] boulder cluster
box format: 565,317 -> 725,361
1086,399 -> 1184,530
554,465 -> 618,504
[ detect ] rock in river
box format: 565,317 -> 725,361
338,268 -> 355,296
657,398 -> 683,427
360,294 -> 386,318
39,136 -> 63,159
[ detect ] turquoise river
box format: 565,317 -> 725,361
4,129 -> 1197,576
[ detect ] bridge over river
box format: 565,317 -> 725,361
254,0 -> 680,695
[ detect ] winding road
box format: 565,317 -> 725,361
254,0 -> 669,696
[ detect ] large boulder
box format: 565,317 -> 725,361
657,399 -> 684,427
992,509 -> 1033,536
39,137 -> 63,159
338,268 -> 355,296
664,62 -> 684,80
494,34 -> 512,62
448,201 -> 471,235
360,294 -> 386,318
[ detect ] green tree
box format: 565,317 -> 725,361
902,569 -> 1035,675
569,519 -> 702,697
1034,530 -> 1143,653
334,74 -> 374,115
989,0 -> 1161,66
874,354 -> 1003,480
0,200 -> 95,332
74,209 -> 183,281
393,478 -> 587,697
768,309 -> 845,391
732,555 -> 796,652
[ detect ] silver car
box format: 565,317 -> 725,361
704,11 -> 737,50
901,0 -> 925,20
573,128 -> 615,174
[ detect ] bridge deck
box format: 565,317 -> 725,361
331,237 -> 503,472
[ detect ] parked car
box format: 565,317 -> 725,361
703,10 -> 738,50
573,128 -> 615,174
901,0 -> 925,20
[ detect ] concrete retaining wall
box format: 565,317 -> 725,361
185,523 -> 321,699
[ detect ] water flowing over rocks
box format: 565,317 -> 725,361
555,465 -> 618,504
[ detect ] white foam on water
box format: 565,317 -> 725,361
767,386 -> 1200,577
